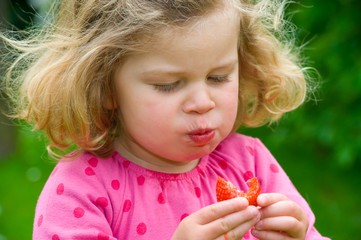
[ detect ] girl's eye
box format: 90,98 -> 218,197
153,81 -> 180,93
208,75 -> 230,83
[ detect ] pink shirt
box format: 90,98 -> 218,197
33,133 -> 330,239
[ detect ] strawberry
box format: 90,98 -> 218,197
216,177 -> 241,202
216,177 -> 261,206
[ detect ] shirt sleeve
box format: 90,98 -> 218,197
253,138 -> 331,240
33,156 -> 118,240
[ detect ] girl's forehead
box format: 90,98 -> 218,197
139,6 -> 241,52
116,6 -> 240,74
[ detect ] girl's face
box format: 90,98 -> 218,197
113,8 -> 240,173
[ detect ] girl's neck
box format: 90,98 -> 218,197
114,138 -> 200,174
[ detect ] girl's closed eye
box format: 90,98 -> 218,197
207,75 -> 230,84
153,75 -> 230,93
153,81 -> 181,93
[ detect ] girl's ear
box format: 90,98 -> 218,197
103,95 -> 118,110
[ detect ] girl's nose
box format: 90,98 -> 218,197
182,85 -> 215,114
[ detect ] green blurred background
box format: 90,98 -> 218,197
0,0 -> 360,239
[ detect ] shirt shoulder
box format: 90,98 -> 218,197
34,152 -> 126,239
219,133 -> 271,155
45,152 -> 125,199
210,133 -> 261,169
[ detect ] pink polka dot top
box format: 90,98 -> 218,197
33,133 -> 330,239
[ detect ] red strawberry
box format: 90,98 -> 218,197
243,177 -> 261,206
216,177 -> 241,202
216,177 -> 261,206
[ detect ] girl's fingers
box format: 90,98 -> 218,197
254,216 -> 305,238
252,228 -> 292,240
211,205 -> 260,239
259,200 -> 306,222
177,198 -> 258,240
256,194 -> 309,238
257,193 -> 289,207
214,210 -> 260,240
194,197 -> 249,225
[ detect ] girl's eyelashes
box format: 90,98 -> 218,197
152,75 -> 230,93
153,81 -> 180,93
207,75 -> 230,83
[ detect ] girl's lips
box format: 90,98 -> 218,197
188,129 -> 215,146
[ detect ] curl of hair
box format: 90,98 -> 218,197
1,0 -> 313,159
234,0 -> 312,128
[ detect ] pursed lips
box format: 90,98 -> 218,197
187,128 -> 215,146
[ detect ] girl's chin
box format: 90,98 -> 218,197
175,144 -> 217,162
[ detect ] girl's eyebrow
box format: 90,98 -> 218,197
211,58 -> 239,72
140,58 -> 239,77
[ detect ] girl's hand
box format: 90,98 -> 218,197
252,193 -> 309,240
172,197 -> 260,240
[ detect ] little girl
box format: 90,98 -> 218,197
2,0 -> 330,239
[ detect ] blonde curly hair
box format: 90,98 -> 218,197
1,0 -> 310,159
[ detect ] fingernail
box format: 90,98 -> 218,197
255,220 -> 263,230
252,229 -> 260,236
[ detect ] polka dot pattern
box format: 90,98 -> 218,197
180,213 -> 189,221
37,215 -> 43,227
218,159 -> 228,169
243,171 -> 254,181
52,234 -> 60,240
196,166 -> 204,175
137,175 -> 145,185
88,157 -> 98,168
34,135 -> 289,239
136,223 -> 147,235
96,197 -> 108,208
270,163 -> 279,173
215,144 -> 223,151
158,192 -> 166,204
97,232 -> 110,240
123,200 -> 132,212
123,161 -> 131,168
245,146 -> 255,156
73,207 -> 85,218
56,183 -> 64,195
85,167 -> 95,176
194,187 -> 201,198
111,180 -> 120,190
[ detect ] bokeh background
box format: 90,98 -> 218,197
0,0 -> 360,239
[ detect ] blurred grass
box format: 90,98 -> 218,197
0,125 -> 54,240
1,0 -> 361,239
